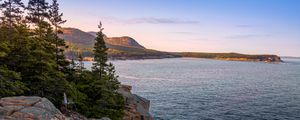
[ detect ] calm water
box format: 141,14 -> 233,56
84,58 -> 300,120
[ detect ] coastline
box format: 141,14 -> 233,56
81,55 -> 283,63
0,85 -> 153,120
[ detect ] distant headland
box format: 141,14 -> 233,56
60,28 -> 283,63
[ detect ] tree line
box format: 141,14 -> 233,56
0,0 -> 124,119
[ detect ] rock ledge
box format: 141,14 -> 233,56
118,85 -> 153,120
0,96 -> 66,120
0,85 -> 153,120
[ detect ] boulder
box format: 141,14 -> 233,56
0,96 -> 66,120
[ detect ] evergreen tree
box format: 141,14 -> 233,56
48,0 -> 65,30
105,63 -> 120,90
0,65 -> 28,97
0,24 -> 28,97
77,52 -> 85,72
48,0 -> 67,70
26,0 -> 49,24
88,22 -> 124,119
0,0 -> 24,27
1,1 -> 125,119
26,0 -> 49,37
92,22 -> 108,79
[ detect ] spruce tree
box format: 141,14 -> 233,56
0,23 -> 28,96
26,0 -> 49,37
92,22 -> 108,79
89,22 -> 124,119
0,65 -> 28,97
0,0 -> 24,27
0,0 -> 24,44
26,0 -> 49,24
1,0 -> 124,118
49,0 -> 65,29
19,0 -> 69,106
48,0 -> 68,70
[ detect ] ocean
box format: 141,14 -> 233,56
84,58 -> 300,120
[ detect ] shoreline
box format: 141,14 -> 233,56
80,56 -> 283,63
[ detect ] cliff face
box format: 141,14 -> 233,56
118,85 -> 153,120
105,37 -> 145,49
60,28 -> 145,50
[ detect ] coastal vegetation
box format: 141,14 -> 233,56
0,0 -> 124,119
178,52 -> 283,62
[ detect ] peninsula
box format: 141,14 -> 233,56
60,28 -> 283,62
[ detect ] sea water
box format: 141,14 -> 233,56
84,58 -> 300,120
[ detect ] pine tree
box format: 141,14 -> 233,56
1,0 -> 125,118
77,52 -> 85,72
26,0 -> 49,24
92,22 -> 108,79
48,0 -> 65,29
105,63 -> 120,90
0,24 -> 28,96
11,0 -> 69,106
48,0 -> 67,70
0,65 -> 28,97
26,0 -> 50,37
0,0 -> 24,27
0,0 -> 24,44
88,22 -> 124,119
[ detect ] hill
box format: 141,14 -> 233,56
87,31 -> 97,37
59,28 -> 179,60
59,28 -> 95,46
59,28 -> 282,62
106,36 -> 145,49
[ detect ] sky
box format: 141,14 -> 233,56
59,0 -> 300,57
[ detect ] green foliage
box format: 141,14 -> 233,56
75,22 -> 125,119
26,0 -> 49,24
179,52 -> 281,61
0,0 -> 124,119
92,22 -> 108,79
0,65 -> 28,97
0,0 -> 24,26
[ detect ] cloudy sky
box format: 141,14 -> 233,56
60,0 -> 300,57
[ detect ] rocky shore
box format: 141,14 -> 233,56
118,85 -> 153,120
0,85 -> 152,120
0,96 -> 67,120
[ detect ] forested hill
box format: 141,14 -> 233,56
59,28 -> 179,60
60,28 -> 282,62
